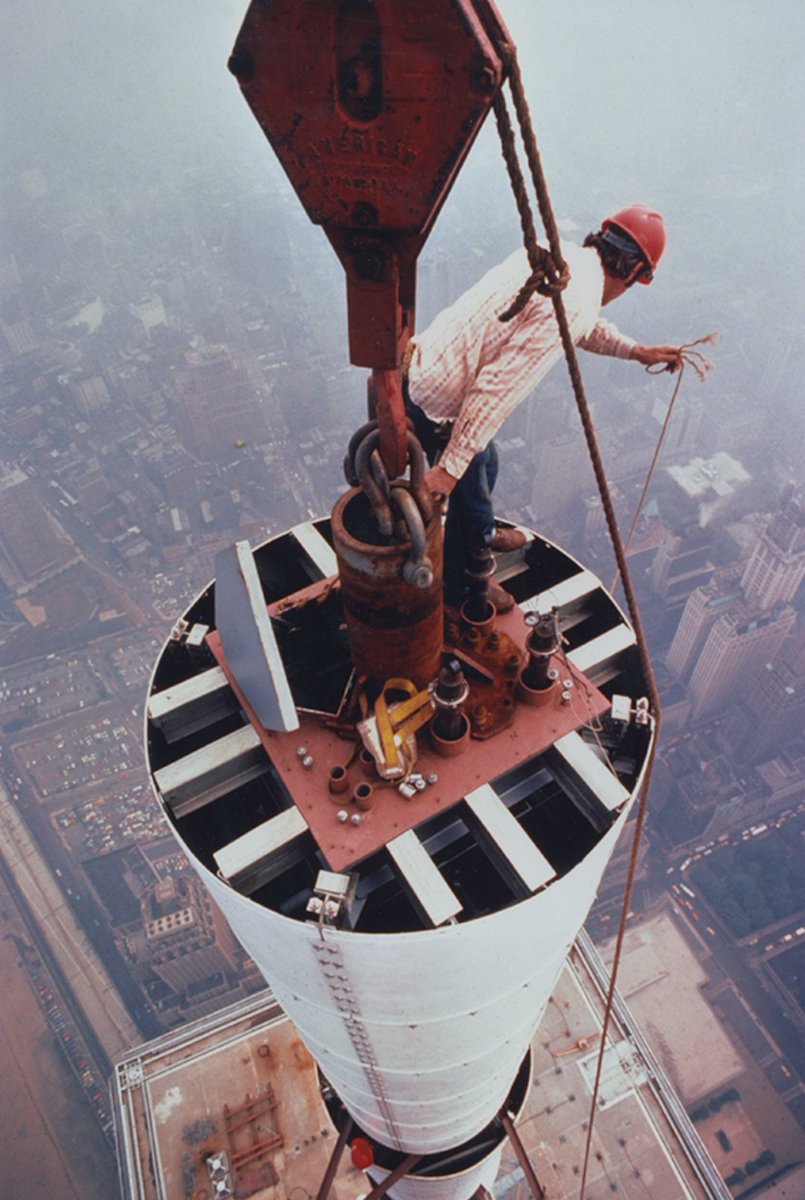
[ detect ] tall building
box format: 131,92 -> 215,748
68,456 -> 113,514
174,345 -> 267,462
650,525 -> 714,612
685,601 -> 796,722
417,250 -> 453,329
130,294 -> 167,336
70,374 -> 112,416
667,489 -> 803,723
530,432 -> 586,522
655,738 -> 773,846
722,652 -> 805,765
666,571 -> 742,680
651,389 -> 704,458
0,463 -> 74,586
138,873 -> 241,1001
740,486 -> 804,610
1,318 -> 37,357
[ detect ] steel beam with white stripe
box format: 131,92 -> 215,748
567,624 -> 635,679
153,724 -> 265,818
464,784 -> 556,894
519,569 -> 599,616
291,520 -> 338,578
387,830 -> 463,927
550,731 -> 629,814
147,666 -> 237,743
214,808 -> 311,893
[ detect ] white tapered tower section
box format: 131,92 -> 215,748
146,7 -> 655,1193
145,524 -> 654,1198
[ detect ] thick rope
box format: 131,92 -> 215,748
498,46 -> 660,708
610,334 -> 717,593
493,49 -> 666,1200
492,90 -> 568,319
505,49 -> 568,289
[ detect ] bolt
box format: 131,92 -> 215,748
350,813 -> 363,826
488,630 -> 501,650
475,64 -> 497,93
398,781 -> 417,800
296,745 -> 308,758
445,620 -> 461,645
352,245 -> 385,283
413,778 -> 426,792
471,704 -> 488,729
426,772 -> 439,786
561,690 -> 572,706
563,679 -> 574,691
403,559 -> 434,589
302,754 -> 315,770
351,202 -> 379,228
505,653 -> 520,675
336,810 -> 349,823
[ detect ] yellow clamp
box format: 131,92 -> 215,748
375,678 -> 435,775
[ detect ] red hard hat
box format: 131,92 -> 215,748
602,205 -> 666,284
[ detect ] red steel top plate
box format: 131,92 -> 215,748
207,607 -> 610,872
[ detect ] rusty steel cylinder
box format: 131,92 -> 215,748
331,485 -> 444,692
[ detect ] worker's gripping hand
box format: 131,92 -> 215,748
425,464 -> 458,505
631,343 -> 683,372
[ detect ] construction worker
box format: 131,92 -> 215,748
404,205 -> 682,611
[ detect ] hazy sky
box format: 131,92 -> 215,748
2,1 -> 803,342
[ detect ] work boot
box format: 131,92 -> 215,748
490,526 -> 527,552
488,580 -> 515,614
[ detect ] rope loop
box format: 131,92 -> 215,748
646,331 -> 717,380
499,259 -> 571,323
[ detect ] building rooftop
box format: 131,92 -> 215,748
668,453 -> 750,500
113,993 -> 364,1200
599,914 -> 743,1104
113,946 -> 722,1200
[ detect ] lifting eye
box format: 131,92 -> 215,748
337,0 -> 383,122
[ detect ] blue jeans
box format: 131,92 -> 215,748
406,393 -> 499,599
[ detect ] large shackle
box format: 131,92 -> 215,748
331,489 -> 443,694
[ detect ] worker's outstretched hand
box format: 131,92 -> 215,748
630,343 -> 683,372
425,464 -> 458,504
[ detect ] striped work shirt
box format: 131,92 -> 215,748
407,241 -> 636,479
